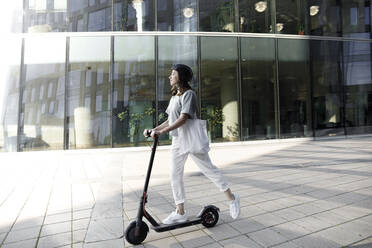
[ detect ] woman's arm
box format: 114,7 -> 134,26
153,120 -> 169,131
151,114 -> 188,138
159,114 -> 188,134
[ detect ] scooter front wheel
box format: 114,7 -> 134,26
201,207 -> 219,228
125,220 -> 149,245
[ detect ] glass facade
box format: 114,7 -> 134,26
1,1 -> 372,152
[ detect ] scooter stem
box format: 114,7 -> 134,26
143,136 -> 159,194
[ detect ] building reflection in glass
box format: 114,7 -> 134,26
113,36 -> 156,147
200,0 -> 235,32
241,37 -> 277,140
201,37 -> 239,142
157,0 -> 197,31
278,39 -> 312,138
68,37 -> 111,149
20,37 -> 66,151
311,40 -> 344,137
0,38 -> 22,151
114,0 -> 155,31
344,40 -> 372,134
239,0 -> 272,33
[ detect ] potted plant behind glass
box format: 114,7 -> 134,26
298,23 -> 305,35
201,106 -> 225,142
118,107 -> 155,146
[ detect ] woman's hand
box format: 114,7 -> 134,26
150,129 -> 162,139
143,129 -> 152,137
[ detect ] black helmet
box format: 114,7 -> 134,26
172,64 -> 193,83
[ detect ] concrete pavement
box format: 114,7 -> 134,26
0,136 -> 371,248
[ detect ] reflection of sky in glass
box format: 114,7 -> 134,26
70,37 -> 110,63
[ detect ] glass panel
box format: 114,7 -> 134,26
341,0 -> 371,38
308,0 -> 341,36
113,36 -> 155,147
201,37 -> 239,142
199,0 -> 235,32
276,0 -> 306,35
0,0 -> 23,33
239,0 -> 272,33
241,38 -> 276,140
158,36 -> 198,144
278,39 -> 312,138
344,41 -> 372,135
113,0 -> 155,31
157,0 -> 197,31
68,37 -> 111,149
24,0 -> 68,32
311,40 -> 344,137
0,38 -> 22,152
20,37 -> 66,151
68,0 -> 111,31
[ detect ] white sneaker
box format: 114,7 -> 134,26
162,211 -> 188,225
230,194 -> 240,219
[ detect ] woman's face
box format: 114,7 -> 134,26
169,70 -> 179,87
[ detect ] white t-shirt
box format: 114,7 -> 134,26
165,89 -> 198,136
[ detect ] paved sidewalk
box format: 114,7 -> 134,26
0,137 -> 371,248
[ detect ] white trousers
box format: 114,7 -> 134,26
170,136 -> 230,205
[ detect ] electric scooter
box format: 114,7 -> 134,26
125,130 -> 220,245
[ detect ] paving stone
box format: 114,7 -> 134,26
271,241 -> 301,248
41,221 -> 71,237
12,216 -> 44,230
1,238 -> 37,248
4,226 -> 40,243
292,233 -> 340,248
73,218 -> 90,231
202,223 -> 240,241
73,229 -> 87,243
84,238 -> 125,248
348,236 -> 372,247
175,230 -> 215,248
248,228 -> 289,247
219,235 -> 263,248
44,212 -> 72,225
273,208 -> 307,221
272,221 -> 311,240
143,237 -> 182,248
197,243 -> 223,248
317,225 -> 363,246
85,217 -> 124,243
251,213 -> 287,227
228,218 -> 266,234
37,231 -> 72,248
73,209 -> 92,220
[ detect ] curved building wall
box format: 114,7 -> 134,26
0,0 -> 372,151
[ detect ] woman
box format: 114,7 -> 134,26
143,64 -> 240,225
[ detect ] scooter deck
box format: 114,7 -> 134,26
151,217 -> 203,232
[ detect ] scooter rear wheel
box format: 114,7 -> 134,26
125,220 -> 149,245
201,207 -> 219,228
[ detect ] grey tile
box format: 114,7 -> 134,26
176,230 -> 215,248
271,241 -> 301,248
41,221 -> 71,237
84,238 -> 125,248
219,235 -> 263,248
44,212 -> 72,225
37,232 -> 72,248
248,228 -> 289,247
229,218 -> 266,234
292,233 -> 340,248
4,226 -> 40,243
272,222 -> 311,240
143,237 -> 182,248
203,223 -> 240,241
2,239 -> 37,248
85,217 -> 124,243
